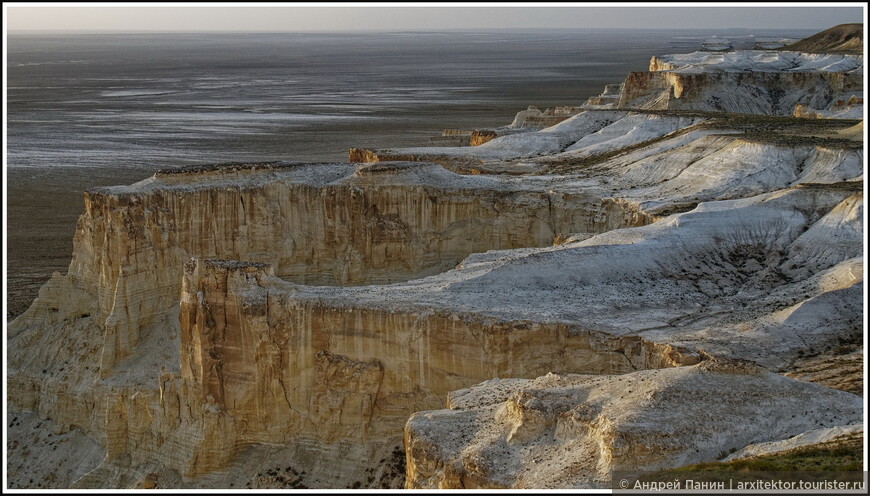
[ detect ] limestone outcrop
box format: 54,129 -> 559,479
619,69 -> 861,114
278,185 -> 863,373
169,257 -> 698,475
793,93 -> 863,119
508,106 -> 581,129
8,152 -> 863,488
10,161 -> 652,370
723,424 -> 864,462
344,107 -> 862,179
16,178 -> 858,487
582,83 -> 622,108
404,365 -> 863,488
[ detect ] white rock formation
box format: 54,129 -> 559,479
404,364 -> 864,488
297,186 -> 863,372
649,51 -> 863,74
562,113 -> 703,157
350,111 -> 862,177
794,92 -> 864,119
722,424 -> 863,462
359,110 -> 630,163
618,51 -> 863,113
7,152 -> 863,488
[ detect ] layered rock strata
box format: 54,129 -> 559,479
347,108 -> 862,179
10,161 -> 653,368
619,51 -> 863,113
723,424 -> 864,462
169,257 -> 697,476
16,177 -> 856,485
267,185 -> 863,373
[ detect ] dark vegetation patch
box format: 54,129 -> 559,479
794,181 -> 863,193
732,133 -> 863,149
154,161 -> 315,176
640,432 -> 863,481
346,444 -> 407,489
247,465 -> 307,489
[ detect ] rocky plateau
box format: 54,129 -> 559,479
5,25 -> 866,489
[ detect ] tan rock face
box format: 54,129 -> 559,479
10,252 -> 701,481
7,50 -> 864,489
172,258 -> 699,475
8,158 -> 862,488
469,130 -> 498,146
11,162 -> 649,371
7,162 -> 658,482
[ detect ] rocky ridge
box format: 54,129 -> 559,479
782,23 -> 864,54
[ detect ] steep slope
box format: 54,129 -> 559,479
7,156 -> 863,488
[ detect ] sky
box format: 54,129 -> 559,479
3,2 -> 866,33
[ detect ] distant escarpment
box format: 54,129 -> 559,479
620,51 -> 863,113
782,23 -> 864,54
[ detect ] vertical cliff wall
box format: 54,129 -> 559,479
7,161 -> 657,481
171,259 -> 698,476
10,163 -> 651,372
618,70 -> 861,113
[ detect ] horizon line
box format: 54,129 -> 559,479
7,26 -> 830,34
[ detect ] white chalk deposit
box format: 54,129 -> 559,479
404,364 -> 863,488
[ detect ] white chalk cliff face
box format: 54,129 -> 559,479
6,41 -> 865,489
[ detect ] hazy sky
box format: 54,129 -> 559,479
4,3 -> 866,32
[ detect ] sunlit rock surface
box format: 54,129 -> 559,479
404,364 -> 863,488
722,423 -> 863,462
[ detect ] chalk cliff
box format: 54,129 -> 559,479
7,161 -> 659,485
619,51 -> 863,113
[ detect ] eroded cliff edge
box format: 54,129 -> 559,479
7,161 -> 662,487
6,34 -> 866,489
